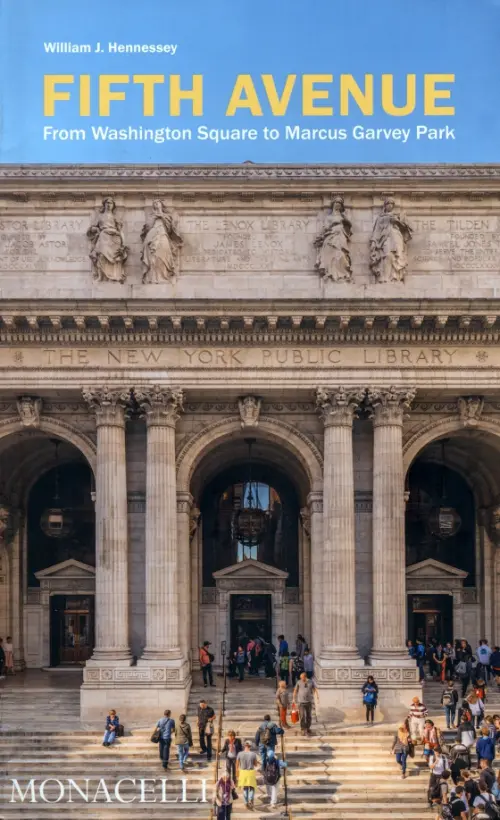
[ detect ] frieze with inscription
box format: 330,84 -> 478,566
0,216 -> 87,271
0,344 -> 496,370
410,217 -> 500,271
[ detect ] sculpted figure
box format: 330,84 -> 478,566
369,197 -> 412,283
238,396 -> 262,428
17,396 -> 42,428
141,200 -> 183,283
0,501 -> 10,543
490,504 -> 500,546
314,195 -> 352,281
87,197 -> 128,283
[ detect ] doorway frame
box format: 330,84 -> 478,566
405,558 -> 468,643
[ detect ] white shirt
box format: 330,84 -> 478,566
477,645 -> 492,664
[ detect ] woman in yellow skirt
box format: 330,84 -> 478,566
236,740 -> 259,809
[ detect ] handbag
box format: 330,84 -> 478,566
205,722 -> 214,736
231,789 -> 239,800
151,727 -> 161,743
290,703 -> 300,725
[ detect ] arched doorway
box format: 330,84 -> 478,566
405,427 -> 500,649
184,426 -> 319,668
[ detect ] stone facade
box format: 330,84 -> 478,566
1,164 -> 500,721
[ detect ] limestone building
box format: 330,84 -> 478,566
0,163 -> 499,722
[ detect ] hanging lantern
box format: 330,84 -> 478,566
40,439 -> 73,539
234,438 -> 268,548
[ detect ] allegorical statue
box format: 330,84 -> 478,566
87,197 -> 128,283
314,195 -> 352,282
369,197 -> 412,283
141,200 -> 183,283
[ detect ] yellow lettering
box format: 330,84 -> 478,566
340,74 -> 374,115
44,75 -> 74,116
99,75 -> 129,116
169,74 -> 203,116
133,75 -> 165,116
302,74 -> 333,116
79,75 -> 91,116
226,75 -> 262,116
261,74 -> 296,115
381,74 -> 416,116
424,74 -> 455,115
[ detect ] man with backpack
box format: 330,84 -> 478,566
472,780 -> 500,817
262,747 -> 286,808
254,713 -> 284,769
442,679 -> 459,728
443,785 -> 468,819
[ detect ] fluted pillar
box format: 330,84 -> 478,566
368,387 -> 416,662
83,387 -> 131,661
316,387 -> 365,662
136,386 -> 184,660
177,492 -> 199,662
306,491 -> 323,657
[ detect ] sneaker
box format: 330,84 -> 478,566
204,683 -> 208,688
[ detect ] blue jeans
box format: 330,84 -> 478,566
417,660 -> 425,681
103,730 -> 116,745
177,743 -> 190,769
243,786 -> 255,805
259,743 -> 272,768
444,704 -> 456,728
395,751 -> 407,775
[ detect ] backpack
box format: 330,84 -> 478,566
442,691 -> 454,707
480,796 -> 500,819
363,689 -> 376,705
263,758 -> 280,785
456,661 -> 467,676
440,804 -> 454,820
280,656 -> 289,672
260,723 -> 273,746
293,656 -> 304,674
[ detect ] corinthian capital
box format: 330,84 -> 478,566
82,386 -> 131,427
367,386 -> 416,426
316,386 -> 365,427
17,396 -> 42,428
135,385 -> 184,427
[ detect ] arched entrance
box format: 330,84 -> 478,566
0,421 -> 96,669
178,418 -> 322,669
404,424 -> 500,649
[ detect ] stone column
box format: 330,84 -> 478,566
316,387 -> 365,662
367,387 -> 416,663
83,387 -> 131,661
177,492 -> 198,661
307,491 -> 323,657
135,386 -> 184,661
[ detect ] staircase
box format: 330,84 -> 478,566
2,673 -> 500,819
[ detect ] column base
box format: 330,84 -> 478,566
319,649 -> 365,666
90,650 -> 133,664
81,656 -> 191,726
369,650 -> 415,668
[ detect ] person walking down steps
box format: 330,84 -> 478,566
362,675 -> 379,723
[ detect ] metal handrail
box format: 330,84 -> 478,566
278,702 -> 292,819
211,707 -> 224,819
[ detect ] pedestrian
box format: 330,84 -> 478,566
456,654 -> 471,699
174,714 -> 193,771
235,645 -> 246,682
444,642 -> 456,680
490,646 -> 500,686
471,779 -> 499,816
236,740 -> 259,809
450,744 -> 471,783
407,639 -> 416,659
478,758 -> 497,792
199,641 -> 215,688
262,747 -> 286,808
456,714 -> 476,750
303,648 -> 314,679
468,693 -> 485,729
276,680 -> 290,728
279,651 -> 290,684
408,695 -> 428,743
476,640 -> 492,683
263,640 -> 277,678
476,727 -> 495,766
416,639 -> 426,681
255,713 -> 284,769
277,634 -> 289,657
221,730 -> 242,782
102,709 -> 119,747
289,651 -> 304,686
475,678 -> 487,704
447,785 -> 468,819
198,699 -> 216,762
213,771 -> 236,820
430,767 -> 451,818
391,723 -> 411,779
442,679 -> 459,728
4,637 -> 14,675
293,672 -> 318,737
423,719 -> 440,766
361,675 -> 378,723
433,643 -> 447,683
295,634 -> 306,660
155,709 -> 175,770
428,639 -> 438,679
0,638 -> 5,678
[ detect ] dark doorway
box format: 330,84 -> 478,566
50,595 -> 94,666
230,594 -> 272,651
407,594 -> 453,645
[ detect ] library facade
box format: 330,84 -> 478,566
0,163 -> 500,722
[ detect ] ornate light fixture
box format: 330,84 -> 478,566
40,439 -> 73,538
234,438 -> 268,549
428,439 -> 461,539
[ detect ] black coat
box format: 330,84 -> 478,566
221,738 -> 243,757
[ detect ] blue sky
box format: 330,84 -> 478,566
0,0 -> 498,163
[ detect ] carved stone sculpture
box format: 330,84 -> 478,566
489,503 -> 500,546
314,195 -> 352,282
457,396 -> 484,428
299,507 -> 311,538
238,396 -> 262,428
17,396 -> 42,427
369,198 -> 412,283
87,197 -> 128,283
141,200 -> 183,283
0,499 -> 11,543
190,506 -> 201,542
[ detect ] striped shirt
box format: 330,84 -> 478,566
409,702 -> 428,719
